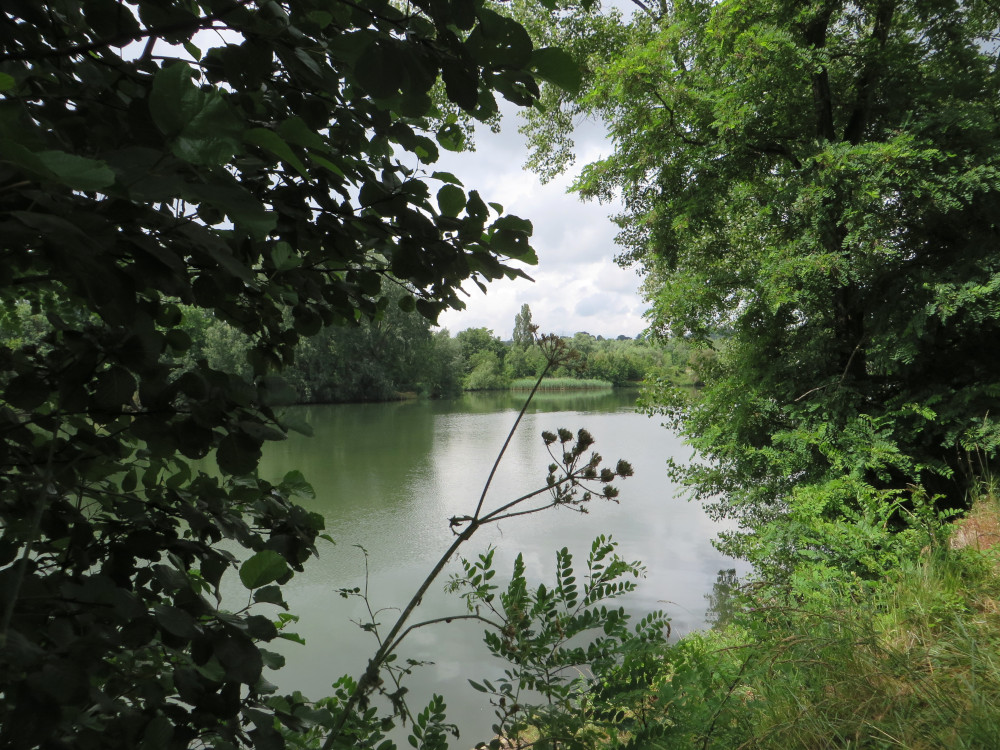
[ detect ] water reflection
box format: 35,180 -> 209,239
256,391 -> 748,745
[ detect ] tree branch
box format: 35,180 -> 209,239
843,0 -> 896,145
803,4 -> 837,142
386,614 -> 502,655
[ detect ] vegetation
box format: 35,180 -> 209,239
520,0 -> 1000,564
0,0 -> 595,747
5,0 -> 1000,748
509,377 -> 612,390
585,512 -> 1000,749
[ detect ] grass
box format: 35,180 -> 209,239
598,493 -> 1000,749
509,377 -> 613,391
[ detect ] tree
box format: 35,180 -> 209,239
512,302 -> 535,349
523,0 -> 1000,573
0,1 -> 579,746
455,326 -> 507,371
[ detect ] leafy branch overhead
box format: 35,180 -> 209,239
0,0 -> 581,748
519,0 -> 1000,574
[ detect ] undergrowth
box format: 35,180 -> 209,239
587,494 -> 1000,749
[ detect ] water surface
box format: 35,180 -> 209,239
257,390 -> 745,743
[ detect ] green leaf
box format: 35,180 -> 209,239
150,62 -> 243,165
432,171 -> 464,186
355,41 -> 401,99
465,9 -> 533,68
530,48 -> 582,95
4,374 -> 49,410
244,128 -> 309,177
0,72 -> 15,91
277,116 -> 328,151
253,585 -> 289,609
271,241 -> 301,271
34,150 -> 116,191
184,182 -> 277,240
239,551 -> 291,590
216,433 -> 261,475
281,469 -> 315,498
153,604 -> 200,639
277,631 -> 306,645
215,635 -> 264,684
93,366 -> 137,409
278,411 -> 313,437
149,62 -> 197,136
436,123 -> 466,152
437,184 -> 466,217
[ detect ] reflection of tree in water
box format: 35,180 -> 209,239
705,568 -> 740,628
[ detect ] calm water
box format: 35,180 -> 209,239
257,390 -> 745,744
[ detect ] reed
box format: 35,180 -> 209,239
509,377 -> 613,391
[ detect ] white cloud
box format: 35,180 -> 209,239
434,108 -> 647,339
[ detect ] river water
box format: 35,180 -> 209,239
256,389 -> 745,744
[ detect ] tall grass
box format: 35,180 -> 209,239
621,494 -> 1000,749
509,377 -> 613,390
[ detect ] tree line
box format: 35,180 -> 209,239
1,299 -> 695,402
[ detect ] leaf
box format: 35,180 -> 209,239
432,171 -> 464,186
34,150 -> 116,191
271,241 -> 301,271
216,433 -> 262,475
441,59 -> 480,111
153,604 -> 200,639
355,41 -> 401,99
465,9 -> 533,68
239,550 -> 291,590
4,374 -> 49,410
184,182 -> 276,240
436,123 -> 466,152
0,72 -> 15,91
253,585 -> 289,609
93,366 -> 137,409
281,469 -> 315,498
215,634 -> 264,684
277,116 -> 327,151
530,48 -> 582,95
244,128 -> 309,178
437,184 -> 466,217
150,62 -> 243,165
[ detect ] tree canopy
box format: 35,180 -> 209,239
0,0 -> 579,746
521,0 -> 1000,573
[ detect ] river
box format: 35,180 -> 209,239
256,389 -> 745,744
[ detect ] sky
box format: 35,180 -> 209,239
167,20 -> 649,341
432,109 -> 649,340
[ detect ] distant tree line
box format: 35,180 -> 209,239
1,300 -> 700,403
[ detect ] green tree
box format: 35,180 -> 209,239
524,0 -> 1000,573
464,350 -> 509,390
456,326 -> 507,372
0,0 -> 575,746
512,302 -> 535,349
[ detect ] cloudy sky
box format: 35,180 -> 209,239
432,110 -> 649,340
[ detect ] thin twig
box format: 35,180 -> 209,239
386,613 -> 503,655
472,361 -> 552,521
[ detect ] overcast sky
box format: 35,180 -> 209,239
432,109 -> 648,340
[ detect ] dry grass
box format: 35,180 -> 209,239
949,494 -> 1000,552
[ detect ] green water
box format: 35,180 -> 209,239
257,390 -> 743,744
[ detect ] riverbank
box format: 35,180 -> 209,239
474,494 -> 1000,749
